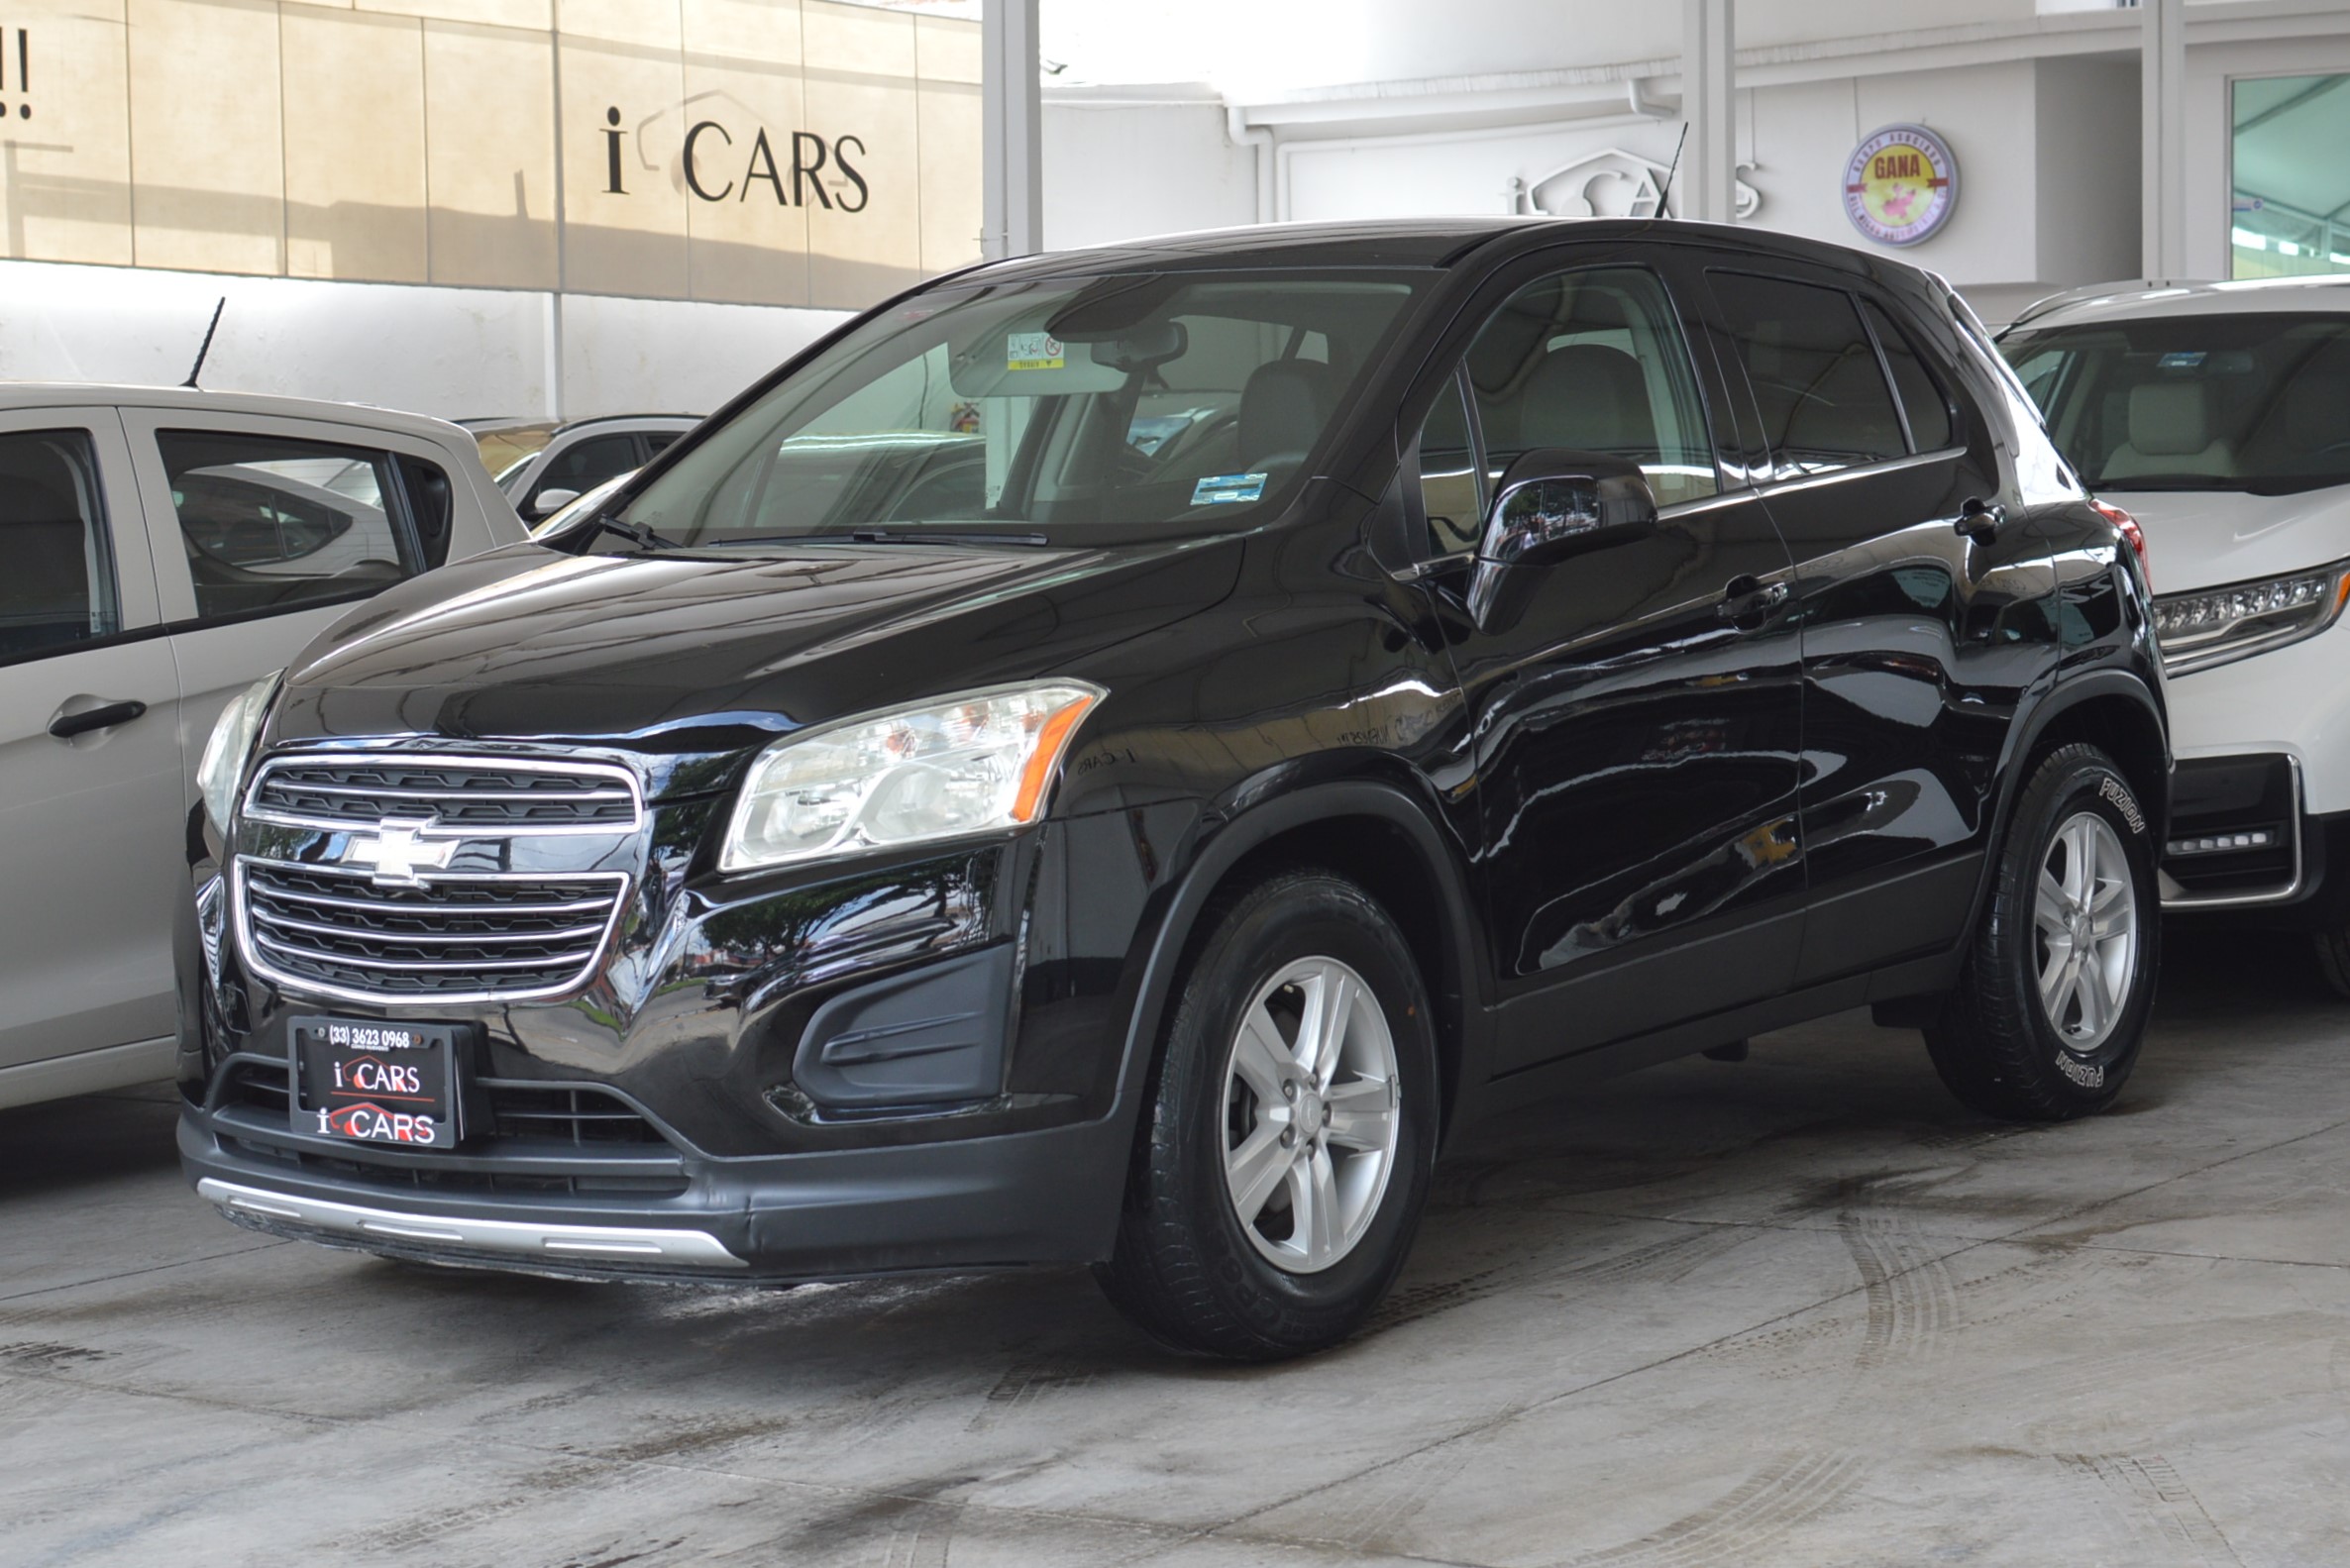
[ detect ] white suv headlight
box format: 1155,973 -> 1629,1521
197,671 -> 281,833
2152,565 -> 2350,676
719,682 -> 1104,872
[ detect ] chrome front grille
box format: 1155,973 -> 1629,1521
246,756 -> 639,832
235,860 -> 629,1001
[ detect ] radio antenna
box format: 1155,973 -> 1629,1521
1653,123 -> 1690,220
183,297 -> 226,388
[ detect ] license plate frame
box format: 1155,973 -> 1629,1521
289,1016 -> 465,1150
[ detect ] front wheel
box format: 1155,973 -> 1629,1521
1924,743 -> 2159,1120
1095,869 -> 1437,1359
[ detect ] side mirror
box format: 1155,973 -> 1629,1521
531,487 -> 581,518
1479,449 -> 1658,566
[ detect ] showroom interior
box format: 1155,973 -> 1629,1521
9,0 -> 2350,1562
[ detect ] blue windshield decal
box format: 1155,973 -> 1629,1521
1191,471 -> 1268,505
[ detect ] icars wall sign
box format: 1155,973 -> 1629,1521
1843,124 -> 1958,248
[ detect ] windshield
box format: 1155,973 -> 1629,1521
2002,312 -> 2350,494
613,269 -> 1426,549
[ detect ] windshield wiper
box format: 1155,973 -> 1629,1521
848,528 -> 1050,547
577,515 -> 685,553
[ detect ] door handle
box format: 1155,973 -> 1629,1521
1956,497 -> 2008,545
49,699 -> 149,739
1717,575 -> 1790,626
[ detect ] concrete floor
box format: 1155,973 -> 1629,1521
6,927 -> 2350,1567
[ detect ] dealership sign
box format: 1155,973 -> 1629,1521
0,2 -> 980,311
1843,125 -> 1958,247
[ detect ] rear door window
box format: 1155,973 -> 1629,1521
0,430 -> 123,663
158,430 -> 420,621
1863,297 -> 1957,452
1706,272 -> 1908,478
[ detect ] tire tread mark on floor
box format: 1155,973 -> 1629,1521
965,1362 -> 1096,1432
1549,1194 -> 1957,1567
1557,1450 -> 1868,1568
1371,1223 -> 1749,1333
2058,1453 -> 2246,1567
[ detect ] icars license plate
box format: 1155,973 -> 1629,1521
290,1017 -> 460,1149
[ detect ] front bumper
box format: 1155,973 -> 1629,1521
2163,615 -> 2350,815
177,773 -> 1205,1282
2157,752 -> 2350,929
179,1102 -> 1134,1283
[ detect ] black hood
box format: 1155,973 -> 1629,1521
267,538 -> 1239,780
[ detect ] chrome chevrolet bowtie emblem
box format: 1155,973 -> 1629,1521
342,819 -> 460,885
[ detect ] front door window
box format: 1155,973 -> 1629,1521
1464,266 -> 1720,507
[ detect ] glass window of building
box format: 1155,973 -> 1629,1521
2231,73 -> 2350,279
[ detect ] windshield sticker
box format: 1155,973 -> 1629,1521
1192,471 -> 1268,505
2159,351 -> 2206,369
1007,331 -> 1064,370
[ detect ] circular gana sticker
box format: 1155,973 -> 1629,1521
1843,124 -> 1958,248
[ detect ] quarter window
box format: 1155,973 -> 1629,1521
0,430 -> 120,663
1707,272 -> 1908,478
1416,372 -> 1483,554
1466,267 -> 1719,507
160,430 -> 418,621
395,454 -> 458,570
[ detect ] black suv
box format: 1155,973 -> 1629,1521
178,219 -> 2168,1358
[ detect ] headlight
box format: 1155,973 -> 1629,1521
720,682 -> 1104,872
197,671 -> 281,832
2152,565 -> 2350,677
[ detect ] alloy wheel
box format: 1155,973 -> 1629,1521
1221,956 -> 1401,1274
2032,809 -> 2138,1052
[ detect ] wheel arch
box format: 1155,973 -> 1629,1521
2011,672 -> 2172,843
1108,779 -> 1485,1149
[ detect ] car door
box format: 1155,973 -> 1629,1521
116,408 -> 476,810
1431,255 -> 1806,1074
1695,263 -> 2058,985
0,410 -> 184,1096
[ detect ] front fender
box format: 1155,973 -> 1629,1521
1097,772 -> 1488,1150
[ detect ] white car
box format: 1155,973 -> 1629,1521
2002,275 -> 2350,985
468,414 -> 699,521
0,385 -> 526,1107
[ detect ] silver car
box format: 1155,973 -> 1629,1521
0,385 -> 524,1108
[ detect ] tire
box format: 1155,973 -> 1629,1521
2311,928 -> 2350,999
1923,743 -> 2159,1121
1095,868 -> 1438,1360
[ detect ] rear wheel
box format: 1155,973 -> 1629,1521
1096,869 -> 1437,1359
1924,744 -> 2159,1120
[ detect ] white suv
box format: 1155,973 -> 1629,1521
2002,275 -> 2350,985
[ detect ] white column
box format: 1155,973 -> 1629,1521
2141,0 -> 2187,279
982,0 -> 1043,261
1680,0 -> 1736,225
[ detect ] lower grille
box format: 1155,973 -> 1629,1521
236,859 -> 627,1001
223,1061 -> 671,1154
490,1085 -> 671,1146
